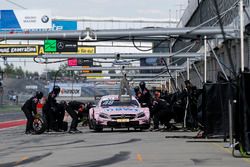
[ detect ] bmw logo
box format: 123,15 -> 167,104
41,15 -> 49,23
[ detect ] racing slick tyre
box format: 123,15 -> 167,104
92,121 -> 103,132
88,120 -> 94,129
33,116 -> 47,134
94,126 -> 103,132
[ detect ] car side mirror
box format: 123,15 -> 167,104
141,103 -> 147,107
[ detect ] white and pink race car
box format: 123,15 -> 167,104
88,95 -> 150,131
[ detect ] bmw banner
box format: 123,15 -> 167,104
0,9 -> 52,31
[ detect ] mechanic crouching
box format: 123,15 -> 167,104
65,101 -> 85,133
21,91 -> 43,134
151,90 -> 172,131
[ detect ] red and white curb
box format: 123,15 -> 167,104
0,119 -> 26,130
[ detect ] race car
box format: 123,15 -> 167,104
88,95 -> 150,131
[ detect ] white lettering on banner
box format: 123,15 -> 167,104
0,48 -> 10,53
59,87 -> 81,97
52,24 -> 63,31
11,47 -> 36,53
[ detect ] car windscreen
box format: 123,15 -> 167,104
101,99 -> 139,107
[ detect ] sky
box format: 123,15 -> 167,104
0,0 -> 189,74
2,0 -> 188,19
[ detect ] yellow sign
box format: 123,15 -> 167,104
0,45 -> 39,57
0,45 -> 96,57
38,46 -> 95,55
82,66 -> 90,73
78,47 -> 95,54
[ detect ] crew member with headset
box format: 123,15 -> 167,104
42,85 -> 61,132
65,101 -> 85,133
139,81 -> 152,108
21,91 -> 43,134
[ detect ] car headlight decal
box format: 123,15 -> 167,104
99,113 -> 110,119
137,112 -> 145,118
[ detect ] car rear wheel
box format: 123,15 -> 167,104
94,126 -> 103,132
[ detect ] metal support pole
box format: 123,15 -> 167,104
42,52 -> 201,59
240,0 -> 245,72
175,64 -> 178,89
179,72 -> 185,82
184,97 -> 189,128
204,36 -> 207,83
192,63 -> 204,83
229,99 -> 233,148
207,41 -> 229,81
0,27 -> 237,40
71,71 -> 74,100
168,79 -> 171,93
187,58 -> 190,80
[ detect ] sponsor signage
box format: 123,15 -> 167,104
44,40 -> 77,52
59,86 -> 81,97
0,45 -> 95,57
0,45 -> 38,56
52,20 -> 77,31
39,46 -> 95,55
67,46 -> 96,66
0,10 -> 52,31
104,108 -> 140,112
68,59 -> 93,67
25,85 -> 38,90
68,58 -> 77,66
77,59 -> 93,66
44,40 -> 57,52
77,47 -> 95,54
57,40 -> 77,52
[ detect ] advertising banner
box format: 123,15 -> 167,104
0,9 -> 52,31
38,46 -> 95,55
0,45 -> 39,56
44,40 -> 78,52
67,47 -> 96,66
59,86 -> 81,97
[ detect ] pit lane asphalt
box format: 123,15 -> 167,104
0,126 -> 249,167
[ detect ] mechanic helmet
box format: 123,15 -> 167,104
53,85 -> 61,95
134,86 -> 140,93
139,81 -> 146,90
184,80 -> 192,87
35,91 -> 43,99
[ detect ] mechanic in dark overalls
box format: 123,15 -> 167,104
43,85 -> 61,131
139,81 -> 152,108
21,91 -> 43,134
183,80 -> 198,129
151,90 -> 171,130
65,101 -> 85,133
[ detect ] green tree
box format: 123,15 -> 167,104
4,63 -> 15,75
15,66 -> 24,77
